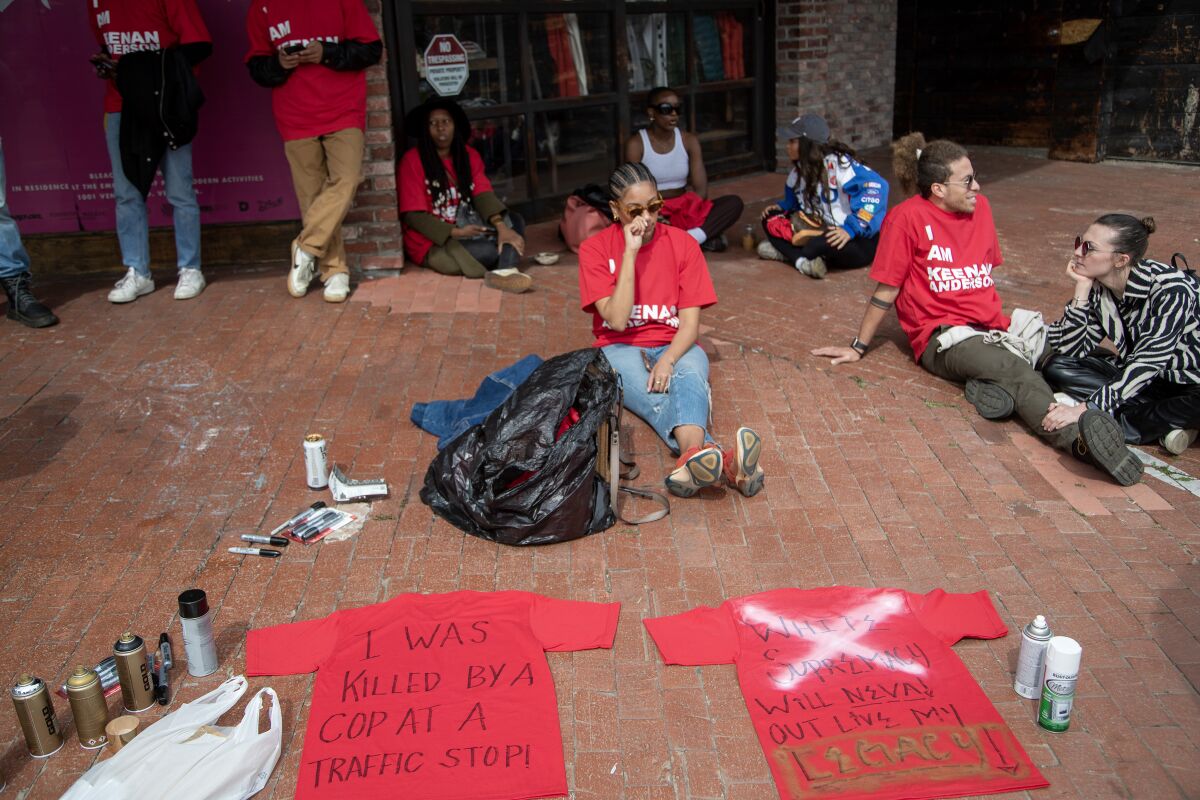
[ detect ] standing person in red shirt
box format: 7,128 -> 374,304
812,134 -> 1142,486
245,0 -> 382,303
579,162 -> 765,498
89,0 -> 211,304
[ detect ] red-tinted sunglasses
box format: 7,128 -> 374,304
1075,236 -> 1117,256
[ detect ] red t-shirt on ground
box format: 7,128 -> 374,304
869,194 -> 1008,361
244,0 -> 380,141
90,0 -> 211,114
578,223 -> 717,347
246,590 -> 619,800
645,586 -> 1049,800
398,147 -> 495,266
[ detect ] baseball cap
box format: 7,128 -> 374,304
777,113 -> 830,144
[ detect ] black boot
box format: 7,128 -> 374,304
1070,409 -> 1143,486
1,272 -> 58,328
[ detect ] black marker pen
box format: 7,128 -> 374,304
241,534 -> 290,547
228,547 -> 282,558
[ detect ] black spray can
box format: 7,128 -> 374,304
178,589 -> 219,676
114,632 -> 156,712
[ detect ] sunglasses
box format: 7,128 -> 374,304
1074,236 -> 1117,256
939,174 -> 980,187
653,103 -> 683,116
619,196 -> 665,217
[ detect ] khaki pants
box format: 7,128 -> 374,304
283,127 -> 364,280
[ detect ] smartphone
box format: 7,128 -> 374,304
283,43 -> 306,54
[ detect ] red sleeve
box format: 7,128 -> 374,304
341,0 -> 381,43
530,595 -> 620,652
165,0 -> 211,45
398,149 -> 432,213
868,206 -> 915,288
468,148 -> 494,196
244,3 -> 274,60
675,233 -> 717,310
644,605 -> 738,665
905,589 -> 1007,646
245,614 -> 339,676
577,229 -> 618,312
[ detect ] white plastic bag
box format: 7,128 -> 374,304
62,676 -> 282,800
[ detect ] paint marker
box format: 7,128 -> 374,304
292,509 -> 339,539
228,547 -> 281,558
155,633 -> 172,706
241,534 -> 290,547
300,514 -> 353,542
268,501 -> 326,536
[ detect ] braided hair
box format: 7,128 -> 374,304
608,162 -> 657,200
416,106 -> 474,212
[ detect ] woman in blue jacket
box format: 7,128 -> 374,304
760,113 -> 888,279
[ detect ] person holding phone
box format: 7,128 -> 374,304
398,97 -> 532,293
245,0 -> 382,303
577,162 -> 765,499
624,87 -> 745,252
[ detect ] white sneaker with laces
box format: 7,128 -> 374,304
1162,428 -> 1198,455
288,240 -> 317,298
174,269 -> 206,300
323,273 -> 350,303
108,268 -> 155,303
757,239 -> 784,262
795,256 -> 827,279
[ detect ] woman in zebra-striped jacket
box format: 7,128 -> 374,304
1039,214 -> 1200,455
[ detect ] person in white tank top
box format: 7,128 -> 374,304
624,86 -> 745,252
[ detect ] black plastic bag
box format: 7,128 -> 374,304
420,348 -> 619,546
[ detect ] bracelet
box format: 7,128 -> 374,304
850,337 -> 869,356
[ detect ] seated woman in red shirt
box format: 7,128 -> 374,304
624,87 -> 744,252
399,98 -> 532,293
578,162 -> 765,498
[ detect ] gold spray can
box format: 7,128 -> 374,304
65,666 -> 109,749
10,674 -> 63,757
113,632 -> 155,712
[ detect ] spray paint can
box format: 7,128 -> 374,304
10,674 -> 63,757
1038,636 -> 1082,732
113,632 -> 156,712
65,666 -> 109,749
304,433 -> 329,489
178,589 -> 219,677
1013,614 -> 1053,699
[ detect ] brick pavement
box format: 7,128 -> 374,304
1,149 -> 1198,799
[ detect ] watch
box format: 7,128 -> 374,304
850,337 -> 869,356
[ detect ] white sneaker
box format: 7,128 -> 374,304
795,256 -> 827,279
757,239 -> 784,262
1052,392 -> 1080,407
174,269 -> 206,300
288,240 -> 317,298
108,268 -> 155,303
323,273 -> 350,303
1161,428 -> 1198,455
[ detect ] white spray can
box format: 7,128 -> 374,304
1038,636 -> 1081,732
1013,614 -> 1053,699
304,433 -> 329,490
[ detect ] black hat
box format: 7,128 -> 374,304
776,113 -> 830,144
403,97 -> 470,141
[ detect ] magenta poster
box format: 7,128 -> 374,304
0,0 -> 300,234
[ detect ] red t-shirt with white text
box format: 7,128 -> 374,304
90,0 -> 211,114
645,587 -> 1048,800
398,147 -> 495,266
869,194 -> 1008,361
578,224 -> 717,347
244,0 -> 380,141
246,591 -> 619,800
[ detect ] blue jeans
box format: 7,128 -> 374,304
601,343 -> 713,453
0,138 -> 31,279
104,112 -> 201,275
411,354 -> 545,449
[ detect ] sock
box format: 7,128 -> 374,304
491,268 -> 519,276
688,228 -> 707,244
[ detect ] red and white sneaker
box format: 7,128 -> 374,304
665,445 -> 724,498
723,426 -> 765,497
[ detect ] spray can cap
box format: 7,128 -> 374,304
11,674 -> 43,698
114,632 -> 143,652
66,666 -> 99,689
178,589 -> 209,619
1028,614 -> 1051,635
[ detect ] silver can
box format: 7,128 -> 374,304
1013,614 -> 1053,699
304,434 -> 329,489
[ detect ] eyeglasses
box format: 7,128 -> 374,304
619,196 -> 665,217
1074,236 -> 1117,256
939,174 -> 981,188
653,103 -> 683,116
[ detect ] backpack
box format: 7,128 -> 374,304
421,349 -> 666,546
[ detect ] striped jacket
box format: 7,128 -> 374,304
1047,258 -> 1200,413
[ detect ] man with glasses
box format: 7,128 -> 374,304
813,135 -> 1142,486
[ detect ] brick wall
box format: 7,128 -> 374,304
343,0 -> 405,272
775,0 -> 898,165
